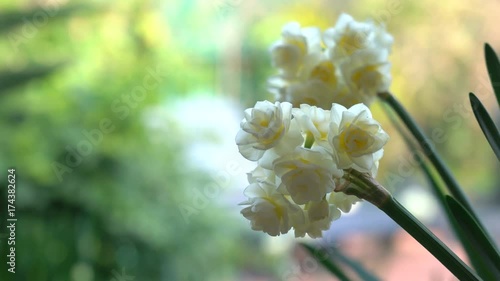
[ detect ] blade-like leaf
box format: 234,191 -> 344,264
378,92 -> 482,224
445,196 -> 500,278
469,93 -> 500,160
381,197 -> 481,281
382,98 -> 499,279
327,246 -> 380,281
0,63 -> 66,92
0,5 -> 95,34
485,43 -> 500,106
300,243 -> 351,281
418,153 -> 496,278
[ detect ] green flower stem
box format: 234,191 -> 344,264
339,170 -> 481,281
380,197 -> 481,281
301,243 -> 351,281
304,132 -> 315,149
377,92 -> 479,222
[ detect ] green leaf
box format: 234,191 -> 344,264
0,5 -> 95,34
378,92 -> 480,221
385,100 -> 498,278
418,154 -> 492,278
484,43 -> 500,106
0,63 -> 66,92
469,93 -> 500,160
445,196 -> 500,280
380,197 -> 481,281
327,246 -> 380,281
300,243 -> 351,281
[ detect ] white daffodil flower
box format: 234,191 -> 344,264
247,165 -> 279,186
293,203 -> 341,238
240,182 -> 299,236
321,13 -> 393,106
328,190 -> 360,213
283,80 -> 337,109
323,13 -> 393,61
309,60 -> 338,86
238,14 -> 393,238
257,118 -> 304,170
268,50 -> 342,110
329,103 -> 389,171
370,148 -> 384,178
341,49 -> 392,105
270,22 -> 322,78
268,22 -> 342,110
273,147 -> 343,205
236,101 -> 301,161
292,104 -> 331,148
307,197 -> 330,221
269,15 -> 393,109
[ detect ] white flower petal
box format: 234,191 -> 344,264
240,182 -> 297,236
329,103 -> 389,171
238,144 -> 266,161
351,154 -> 374,171
273,147 -> 341,205
308,198 -> 329,221
236,101 -> 295,161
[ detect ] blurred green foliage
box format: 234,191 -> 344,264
0,0 -> 499,280
0,1 -> 283,280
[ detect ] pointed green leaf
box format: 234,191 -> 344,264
418,153 -> 496,278
0,63 -> 66,92
469,93 -> 500,160
381,94 -> 498,279
484,43 -> 500,106
327,246 -> 380,281
445,196 -> 500,279
381,104 -> 485,273
381,197 -> 481,280
378,92 -> 481,223
300,243 -> 351,281
0,5 -> 95,34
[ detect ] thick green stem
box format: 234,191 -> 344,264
380,197 -> 481,281
304,132 -> 315,149
377,92 -> 479,222
301,243 -> 351,281
338,170 -> 481,281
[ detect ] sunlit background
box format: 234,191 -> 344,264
0,0 -> 499,280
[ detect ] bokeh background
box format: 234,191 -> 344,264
0,0 -> 499,280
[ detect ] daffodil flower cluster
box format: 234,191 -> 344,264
236,101 -> 389,237
268,13 -> 393,109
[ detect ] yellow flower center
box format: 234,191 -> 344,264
310,61 -> 337,86
338,30 -> 365,55
339,126 -> 371,154
261,124 -> 285,145
351,65 -> 381,89
312,121 -> 328,141
265,197 -> 284,219
284,37 -> 307,56
274,46 -> 298,65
